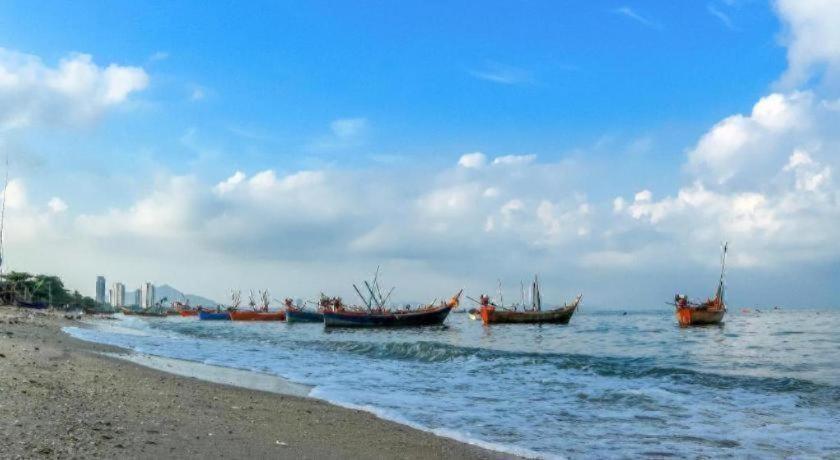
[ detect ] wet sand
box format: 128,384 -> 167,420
0,308 -> 513,459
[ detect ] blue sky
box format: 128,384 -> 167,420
1,1 -> 839,307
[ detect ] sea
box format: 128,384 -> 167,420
64,308 -> 840,459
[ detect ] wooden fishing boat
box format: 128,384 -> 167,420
228,290 -> 284,321
284,297 -> 324,323
477,276 -> 581,325
323,289 -> 462,328
673,243 -> 728,327
229,310 -> 285,321
198,310 -> 231,320
16,299 -> 48,309
286,309 -> 323,323
323,302 -> 456,328
467,308 -> 481,321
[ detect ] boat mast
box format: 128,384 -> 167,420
717,242 -> 728,308
532,275 -> 542,312
0,155 -> 8,275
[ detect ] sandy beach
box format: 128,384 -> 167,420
0,307 -> 512,459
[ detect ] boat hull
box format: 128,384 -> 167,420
675,307 -> 724,326
229,311 -> 285,321
323,305 -> 453,328
198,311 -> 231,321
480,304 -> 577,325
178,310 -> 199,317
285,309 -> 324,323
16,300 -> 48,310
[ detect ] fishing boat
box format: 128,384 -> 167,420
284,298 -> 324,323
323,293 -> 460,327
673,243 -> 728,327
122,306 -> 167,317
179,308 -> 200,317
322,268 -> 461,328
229,290 -> 285,321
467,308 -> 481,321
198,310 -> 231,320
15,299 -> 48,310
229,310 -> 285,321
477,276 -> 581,325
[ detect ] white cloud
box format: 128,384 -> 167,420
708,4 -> 736,30
687,92 -> 815,184
612,6 -> 660,29
148,51 -> 169,62
330,117 -> 367,138
190,87 -> 205,101
47,197 -> 68,213
2,179 -> 27,210
492,154 -> 536,166
0,48 -> 149,129
457,152 -> 487,168
775,0 -> 840,88
214,171 -> 246,194
470,62 -> 533,85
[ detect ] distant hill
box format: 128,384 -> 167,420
155,284 -> 220,307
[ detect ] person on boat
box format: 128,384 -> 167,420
675,294 -> 688,308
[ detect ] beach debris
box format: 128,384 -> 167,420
275,440 -> 288,447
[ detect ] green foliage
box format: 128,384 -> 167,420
1,271 -> 98,310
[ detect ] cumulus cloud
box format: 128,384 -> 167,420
775,0 -> 840,88
0,48 -> 149,129
457,152 -> 487,168
687,91 -> 819,184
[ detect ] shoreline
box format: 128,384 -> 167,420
0,307 -> 516,459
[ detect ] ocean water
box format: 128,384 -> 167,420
65,308 -> 840,458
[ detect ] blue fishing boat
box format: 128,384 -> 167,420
198,310 -> 230,320
283,297 -> 324,323
286,308 -> 324,323
16,299 -> 48,310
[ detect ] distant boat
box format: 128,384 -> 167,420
284,298 -> 324,323
229,310 -> 285,321
198,310 -> 231,320
122,306 -> 167,317
477,276 -> 581,325
229,289 -> 284,321
673,243 -> 728,327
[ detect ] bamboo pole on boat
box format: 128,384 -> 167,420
353,284 -> 371,310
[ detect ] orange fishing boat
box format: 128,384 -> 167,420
673,243 -> 728,327
477,276 -> 581,325
229,310 -> 285,321
229,290 -> 285,321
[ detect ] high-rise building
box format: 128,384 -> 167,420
141,282 -> 156,308
133,289 -> 141,307
109,282 -> 126,307
95,276 -> 106,304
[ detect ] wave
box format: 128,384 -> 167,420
275,339 -> 840,404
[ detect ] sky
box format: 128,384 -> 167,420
0,0 -> 839,308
